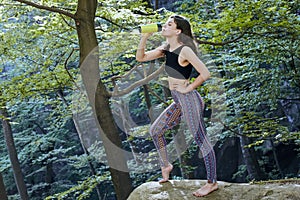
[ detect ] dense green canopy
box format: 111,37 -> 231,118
0,0 -> 299,199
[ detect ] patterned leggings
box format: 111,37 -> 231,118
150,90 -> 217,183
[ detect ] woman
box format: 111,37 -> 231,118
136,15 -> 218,197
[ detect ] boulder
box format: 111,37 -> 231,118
127,180 -> 300,200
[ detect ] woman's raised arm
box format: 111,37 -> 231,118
136,33 -> 164,62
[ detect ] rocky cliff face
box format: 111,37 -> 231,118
127,180 -> 300,200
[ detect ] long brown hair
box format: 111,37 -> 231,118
171,15 -> 197,54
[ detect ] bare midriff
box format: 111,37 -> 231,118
168,76 -> 189,90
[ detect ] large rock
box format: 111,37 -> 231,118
127,180 -> 300,200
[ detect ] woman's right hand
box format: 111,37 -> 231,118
141,32 -> 153,39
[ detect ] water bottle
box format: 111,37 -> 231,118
138,23 -> 162,33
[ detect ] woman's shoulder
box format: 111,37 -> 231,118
180,45 -> 199,60
156,43 -> 169,53
181,45 -> 194,54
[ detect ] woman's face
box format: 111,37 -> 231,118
161,17 -> 180,37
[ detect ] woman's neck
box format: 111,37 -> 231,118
166,37 -> 182,50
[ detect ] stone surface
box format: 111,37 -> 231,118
127,180 -> 300,200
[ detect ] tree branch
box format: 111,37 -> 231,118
217,119 -> 243,136
109,63 -> 165,97
146,85 -> 168,106
95,15 -> 130,31
63,48 -> 86,95
196,29 -> 248,46
60,14 -> 76,29
14,0 -> 76,19
196,28 -> 297,46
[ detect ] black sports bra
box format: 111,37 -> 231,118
164,45 -> 193,79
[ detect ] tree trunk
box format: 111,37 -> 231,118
270,139 -> 284,178
95,82 -> 133,200
0,106 -> 29,200
45,162 -> 54,184
239,133 -> 266,181
172,126 -> 189,179
143,85 -> 152,114
75,1 -> 133,199
234,102 -> 266,181
155,0 -> 159,10
0,172 -> 8,200
59,89 -> 102,200
73,117 -> 102,200
112,99 -> 143,163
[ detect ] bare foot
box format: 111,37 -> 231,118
158,164 -> 173,183
192,182 -> 218,197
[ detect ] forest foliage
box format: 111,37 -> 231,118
0,0 -> 299,199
